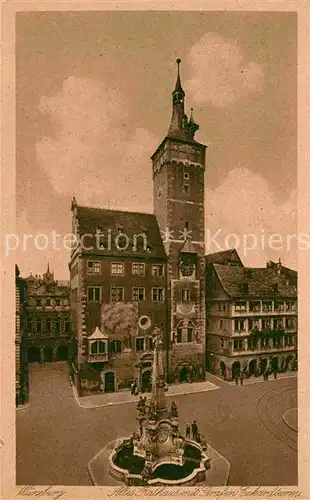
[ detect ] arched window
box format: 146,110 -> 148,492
187,321 -> 194,342
177,321 -> 183,343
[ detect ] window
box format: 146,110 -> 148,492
152,287 -> 164,302
233,339 -> 243,351
272,336 -> 281,348
64,321 -> 70,333
110,340 -> 122,354
37,319 -> 42,332
274,301 -> 284,311
183,172 -> 190,180
183,184 -> 190,194
111,262 -> 124,275
249,319 -> 259,331
54,319 -> 60,335
152,264 -> 164,277
249,301 -> 261,312
46,299 -> 51,306
219,320 -> 223,329
262,319 -> 271,330
235,302 -> 246,312
87,261 -> 101,275
177,326 -> 183,343
27,319 -> 32,332
111,287 -> 124,302
135,338 -> 145,351
286,301 -> 296,311
187,323 -> 193,342
261,337 -> 269,349
46,318 -> 51,332
147,337 -> 153,351
273,318 -> 284,330
56,299 -> 61,306
132,263 -> 145,276
36,298 -> 41,306
132,287 -> 145,301
87,286 -> 101,302
218,302 -> 226,312
262,301 -> 272,311
90,340 -> 106,355
181,289 -> 191,302
285,318 -> 295,330
234,319 -> 245,332
248,338 -> 258,350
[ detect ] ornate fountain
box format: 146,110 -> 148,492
107,328 -> 211,486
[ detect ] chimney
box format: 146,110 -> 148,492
277,258 -> 282,275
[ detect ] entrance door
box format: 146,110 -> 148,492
179,366 -> 189,383
57,345 -> 68,361
44,346 -> 53,362
104,372 -> 115,393
141,370 -> 152,392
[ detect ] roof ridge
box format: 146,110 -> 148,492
77,204 -> 154,217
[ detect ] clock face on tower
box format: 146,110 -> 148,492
180,259 -> 194,277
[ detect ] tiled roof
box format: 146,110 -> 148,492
213,264 -> 297,298
76,205 -> 166,258
267,261 -> 297,284
205,248 -> 243,266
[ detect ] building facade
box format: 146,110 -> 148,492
205,250 -> 298,380
15,265 -> 28,405
25,265 -> 70,363
69,60 -> 207,395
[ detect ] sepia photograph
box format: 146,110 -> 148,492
2,4 -> 306,496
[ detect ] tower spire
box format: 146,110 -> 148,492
168,59 -> 187,139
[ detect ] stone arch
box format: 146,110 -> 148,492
44,345 -> 53,362
28,346 -> 40,363
285,354 -> 294,371
56,344 -> 68,361
141,369 -> 152,393
231,361 -> 241,379
270,356 -> 279,372
219,361 -> 226,378
175,361 -> 198,383
248,359 -> 258,377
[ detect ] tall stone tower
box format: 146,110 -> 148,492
151,60 -> 207,383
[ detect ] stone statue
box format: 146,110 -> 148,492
171,401 -> 178,418
137,396 -> 147,416
148,399 -> 157,420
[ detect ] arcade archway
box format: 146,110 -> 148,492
231,361 -> 241,379
28,346 -> 40,363
219,361 -> 226,378
56,345 -> 68,361
248,359 -> 257,377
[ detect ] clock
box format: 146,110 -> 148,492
180,260 -> 194,277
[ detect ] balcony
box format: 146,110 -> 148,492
231,344 -> 296,356
87,352 -> 109,363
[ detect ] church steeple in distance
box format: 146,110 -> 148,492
168,59 -> 199,141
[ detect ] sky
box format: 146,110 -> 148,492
15,11 -> 297,279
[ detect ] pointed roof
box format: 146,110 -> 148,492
205,248 -> 244,266
180,238 -> 196,254
88,326 -> 109,340
173,58 -> 184,94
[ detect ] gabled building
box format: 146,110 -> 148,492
25,265 -> 70,363
205,251 -> 298,380
15,265 -> 28,405
69,59 -> 207,395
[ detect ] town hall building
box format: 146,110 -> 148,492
69,60 -> 207,395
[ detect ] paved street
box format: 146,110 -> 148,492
16,362 -> 297,486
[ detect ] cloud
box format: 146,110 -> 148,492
15,210 -> 69,278
36,76 -> 157,212
205,167 -> 297,268
186,33 -> 264,107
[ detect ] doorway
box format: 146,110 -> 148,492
104,371 -> 115,393
141,370 -> 152,392
56,345 -> 68,361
